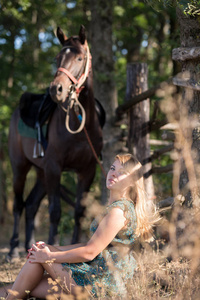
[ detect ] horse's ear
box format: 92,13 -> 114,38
56,27 -> 68,45
79,25 -> 86,44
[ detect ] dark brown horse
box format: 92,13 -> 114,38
8,25 -> 105,259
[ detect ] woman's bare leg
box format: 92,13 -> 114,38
5,259 -> 77,299
2,244 -> 77,299
30,263 -> 77,298
5,261 -> 44,300
30,273 -> 62,299
31,243 -> 78,294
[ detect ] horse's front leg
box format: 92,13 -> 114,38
9,194 -> 24,259
8,166 -> 31,260
45,166 -> 61,245
25,176 -> 46,251
72,167 -> 96,244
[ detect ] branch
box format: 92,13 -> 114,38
161,131 -> 175,141
142,144 -> 174,165
116,79 -> 173,117
173,77 -> 200,91
143,164 -> 173,178
150,139 -> 171,146
172,47 -> 200,61
152,164 -> 173,174
150,119 -> 168,132
156,195 -> 185,212
156,197 -> 174,211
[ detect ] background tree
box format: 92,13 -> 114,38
90,0 -> 119,202
174,5 -> 200,206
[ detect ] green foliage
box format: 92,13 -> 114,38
183,1 -> 200,17
0,0 -> 185,215
58,212 -> 75,245
145,0 -> 200,17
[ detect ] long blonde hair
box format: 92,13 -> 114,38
115,153 -> 160,242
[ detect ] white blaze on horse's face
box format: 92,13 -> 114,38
65,48 -> 71,54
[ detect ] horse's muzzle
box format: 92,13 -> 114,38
50,82 -> 66,103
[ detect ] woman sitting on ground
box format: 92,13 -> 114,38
0,153 -> 160,299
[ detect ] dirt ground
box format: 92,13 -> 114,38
0,248 -> 26,287
0,204 -> 51,288
0,199 -> 75,289
0,229 -> 27,288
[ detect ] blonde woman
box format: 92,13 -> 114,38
0,153 -> 159,299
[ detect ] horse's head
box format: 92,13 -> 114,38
50,25 -> 91,104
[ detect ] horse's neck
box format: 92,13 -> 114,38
80,74 -> 95,120
79,86 -> 95,126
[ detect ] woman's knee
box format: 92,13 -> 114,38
42,263 -> 77,294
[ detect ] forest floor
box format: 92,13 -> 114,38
1,205 -> 200,299
0,200 -> 52,288
0,221 -> 27,287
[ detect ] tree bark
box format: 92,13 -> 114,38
0,133 -> 6,224
173,8 -> 200,206
126,63 -> 155,199
90,0 -> 121,203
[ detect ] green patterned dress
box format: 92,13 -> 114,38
62,198 -> 137,298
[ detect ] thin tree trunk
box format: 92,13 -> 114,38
126,63 -> 155,199
90,0 -> 121,204
173,8 -> 200,207
0,133 -> 7,224
0,133 -> 2,223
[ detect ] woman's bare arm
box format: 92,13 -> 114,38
56,243 -> 86,251
29,207 -> 126,264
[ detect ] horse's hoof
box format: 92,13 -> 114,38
6,248 -> 20,263
5,254 -> 12,263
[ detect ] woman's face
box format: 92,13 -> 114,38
106,159 -> 132,191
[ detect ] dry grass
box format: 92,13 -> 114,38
0,234 -> 200,300
126,250 -> 200,300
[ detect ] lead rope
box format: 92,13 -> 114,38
65,96 -> 86,134
82,125 -> 107,178
62,44 -> 91,134
77,47 -> 107,177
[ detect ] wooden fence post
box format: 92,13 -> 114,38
125,63 -> 155,199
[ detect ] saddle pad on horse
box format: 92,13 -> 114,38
18,118 -> 48,139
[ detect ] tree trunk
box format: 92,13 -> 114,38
173,8 -> 200,206
126,63 -> 155,199
0,133 -> 6,224
90,0 -> 121,203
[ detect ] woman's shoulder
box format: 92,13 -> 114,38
108,198 -> 137,232
107,198 -> 135,214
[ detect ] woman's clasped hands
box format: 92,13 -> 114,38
27,241 -> 52,264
